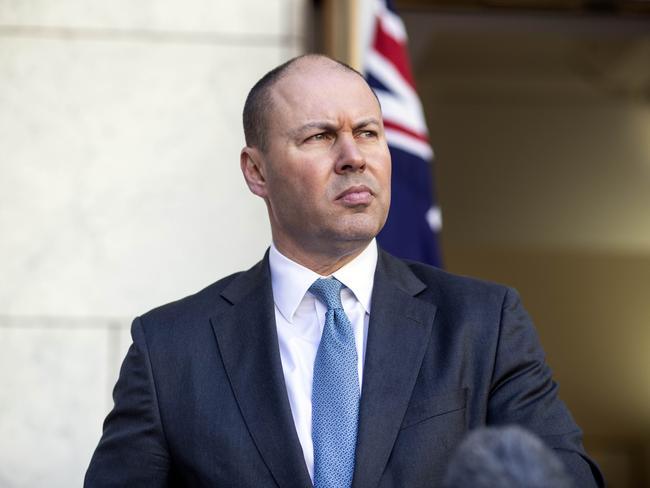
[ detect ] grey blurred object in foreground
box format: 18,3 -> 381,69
443,425 -> 574,488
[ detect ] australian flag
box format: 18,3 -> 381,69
363,0 -> 443,267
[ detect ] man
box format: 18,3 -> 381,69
85,54 -> 603,487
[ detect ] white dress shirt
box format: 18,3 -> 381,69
269,239 -> 378,482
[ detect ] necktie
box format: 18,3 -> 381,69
309,277 -> 360,488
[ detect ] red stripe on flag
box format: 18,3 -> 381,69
372,17 -> 415,88
383,119 -> 429,144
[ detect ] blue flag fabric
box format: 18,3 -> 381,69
363,0 -> 443,267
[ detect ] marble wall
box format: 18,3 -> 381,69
0,1 -> 306,486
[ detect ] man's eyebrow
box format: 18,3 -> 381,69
290,118 -> 382,137
353,118 -> 382,130
290,121 -> 338,137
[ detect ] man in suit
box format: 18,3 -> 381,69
85,54 -> 603,487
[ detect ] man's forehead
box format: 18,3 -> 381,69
270,62 -> 381,117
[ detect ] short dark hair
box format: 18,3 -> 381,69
242,54 -> 371,152
443,426 -> 574,488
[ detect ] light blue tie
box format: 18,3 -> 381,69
309,278 -> 360,488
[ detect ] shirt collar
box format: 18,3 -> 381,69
331,241 -> 377,316
269,239 -> 378,323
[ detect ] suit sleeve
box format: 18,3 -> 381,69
84,317 -> 171,487
487,287 -> 605,487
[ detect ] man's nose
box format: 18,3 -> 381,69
335,135 -> 366,174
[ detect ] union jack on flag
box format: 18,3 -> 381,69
363,0 -> 443,267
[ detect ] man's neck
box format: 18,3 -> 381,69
272,239 -> 372,276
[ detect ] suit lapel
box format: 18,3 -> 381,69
211,256 -> 313,488
353,251 -> 437,488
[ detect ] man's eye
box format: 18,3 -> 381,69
358,130 -> 377,138
307,133 -> 329,142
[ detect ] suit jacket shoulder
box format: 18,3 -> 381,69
390,252 -> 512,306
136,256 -> 269,339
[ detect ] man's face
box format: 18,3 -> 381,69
246,59 -> 391,258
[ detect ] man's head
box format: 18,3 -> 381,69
240,54 -> 391,267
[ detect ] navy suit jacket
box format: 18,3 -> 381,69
85,249 -> 603,487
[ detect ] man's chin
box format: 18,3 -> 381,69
329,219 -> 384,245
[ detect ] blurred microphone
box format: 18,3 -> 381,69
443,425 -> 574,488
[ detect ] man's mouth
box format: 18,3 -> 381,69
336,185 -> 374,205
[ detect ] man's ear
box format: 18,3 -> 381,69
240,146 -> 268,198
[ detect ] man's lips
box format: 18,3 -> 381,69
336,185 -> 374,205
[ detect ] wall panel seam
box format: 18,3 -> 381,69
0,25 -> 303,47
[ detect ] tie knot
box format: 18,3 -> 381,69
309,278 -> 344,310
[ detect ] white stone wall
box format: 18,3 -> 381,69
0,1 -> 306,486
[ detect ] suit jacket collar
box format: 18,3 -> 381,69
212,249 -> 437,488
